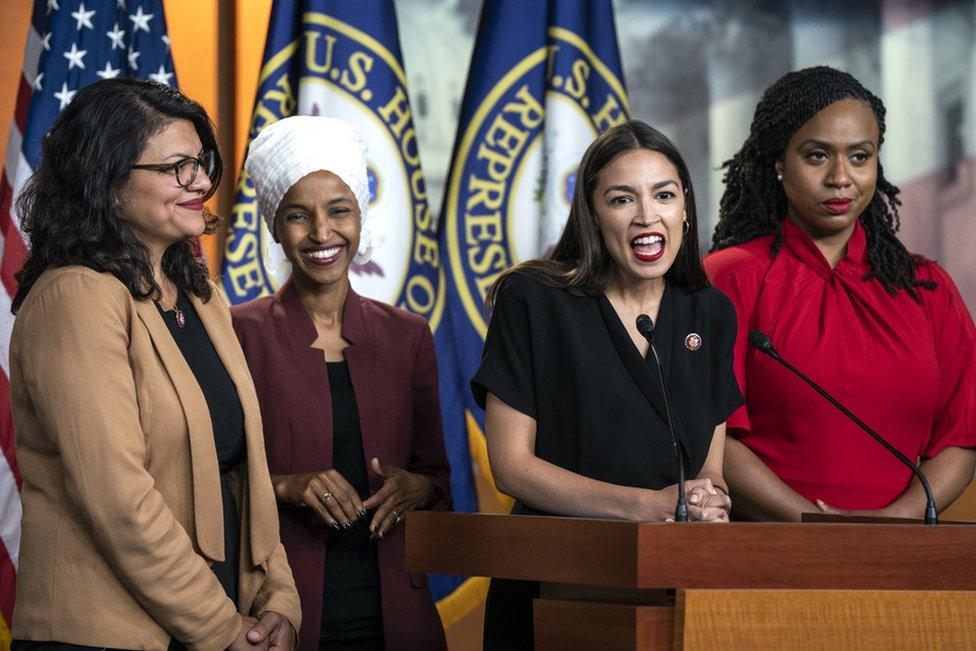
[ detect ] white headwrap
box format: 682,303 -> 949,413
244,116 -> 369,236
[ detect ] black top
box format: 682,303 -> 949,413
320,361 -> 382,644
471,273 -> 743,513
157,293 -> 245,603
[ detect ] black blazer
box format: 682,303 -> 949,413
472,272 -> 742,512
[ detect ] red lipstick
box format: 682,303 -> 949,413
630,231 -> 666,263
822,198 -> 853,215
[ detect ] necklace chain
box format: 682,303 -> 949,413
158,290 -> 186,328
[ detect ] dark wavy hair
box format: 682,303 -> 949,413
710,65 -> 934,299
12,77 -> 223,313
489,120 -> 709,305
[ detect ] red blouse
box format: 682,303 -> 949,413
704,219 -> 976,509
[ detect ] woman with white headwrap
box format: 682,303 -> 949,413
232,116 -> 452,651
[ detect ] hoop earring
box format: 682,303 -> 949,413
682,220 -> 690,234
262,237 -> 288,277
354,228 -> 373,265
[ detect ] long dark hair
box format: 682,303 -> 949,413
489,120 -> 710,305
12,77 -> 223,313
710,66 -> 934,299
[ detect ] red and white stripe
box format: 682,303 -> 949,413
0,19 -> 44,629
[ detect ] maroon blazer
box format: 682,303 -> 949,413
232,280 -> 451,651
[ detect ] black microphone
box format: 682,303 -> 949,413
636,314 -> 688,522
748,330 -> 938,525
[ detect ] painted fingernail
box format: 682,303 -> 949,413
689,494 -> 700,503
359,510 -> 367,517
330,522 -> 340,530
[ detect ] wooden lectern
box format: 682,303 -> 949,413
405,512 -> 976,649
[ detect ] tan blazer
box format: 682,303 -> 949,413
10,267 -> 301,650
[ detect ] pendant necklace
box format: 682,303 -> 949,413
159,293 -> 186,328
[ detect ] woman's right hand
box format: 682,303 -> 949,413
650,478 -> 730,522
271,470 -> 365,529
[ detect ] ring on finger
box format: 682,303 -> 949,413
322,492 -> 333,502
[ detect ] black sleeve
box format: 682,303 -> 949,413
471,275 -> 537,419
712,291 -> 744,426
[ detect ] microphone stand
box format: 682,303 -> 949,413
749,331 -> 938,525
637,315 -> 688,522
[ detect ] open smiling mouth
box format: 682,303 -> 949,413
302,245 -> 344,267
631,232 -> 665,262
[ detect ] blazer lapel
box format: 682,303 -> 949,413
278,281 -> 334,477
134,299 -> 223,561
659,288 -> 694,460
597,292 -> 670,426
597,287 -> 693,458
340,290 -> 386,494
189,291 -> 278,565
654,286 -> 674,381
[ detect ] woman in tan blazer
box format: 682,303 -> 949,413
9,78 -> 300,650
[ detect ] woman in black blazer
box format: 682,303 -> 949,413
472,120 -> 742,650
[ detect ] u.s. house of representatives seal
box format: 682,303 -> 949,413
444,27 -> 629,339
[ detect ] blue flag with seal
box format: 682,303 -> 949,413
219,0 -> 476,615
437,0 -> 630,569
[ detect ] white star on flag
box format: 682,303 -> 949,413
96,62 -> 121,80
33,72 -> 43,91
149,65 -> 174,85
149,64 -> 173,86
54,82 -> 76,109
127,47 -> 140,70
71,3 -> 96,30
63,42 -> 87,70
161,34 -> 170,50
107,23 -> 125,50
41,32 -> 52,50
46,0 -> 59,15
129,6 -> 154,33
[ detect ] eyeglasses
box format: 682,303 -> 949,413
131,151 -> 217,190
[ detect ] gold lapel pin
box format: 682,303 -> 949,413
685,332 -> 702,351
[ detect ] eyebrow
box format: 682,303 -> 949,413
797,139 -> 876,150
162,147 -> 207,160
603,179 -> 679,195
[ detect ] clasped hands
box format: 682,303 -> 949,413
282,457 -> 433,539
662,478 -> 731,522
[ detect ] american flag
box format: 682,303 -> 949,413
0,0 -> 175,641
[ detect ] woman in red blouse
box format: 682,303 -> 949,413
704,66 -> 976,522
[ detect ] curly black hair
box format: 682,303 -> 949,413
12,77 -> 223,313
710,66 -> 934,299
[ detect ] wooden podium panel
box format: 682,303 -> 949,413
674,589 -> 976,649
533,600 -> 674,651
405,512 -> 976,649
406,511 -> 976,590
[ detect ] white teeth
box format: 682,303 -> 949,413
632,235 -> 664,246
306,246 -> 340,259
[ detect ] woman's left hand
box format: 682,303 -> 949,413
815,499 -> 892,519
245,610 -> 297,651
362,457 -> 433,539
